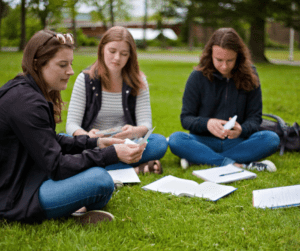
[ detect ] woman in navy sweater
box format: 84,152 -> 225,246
169,28 -> 280,172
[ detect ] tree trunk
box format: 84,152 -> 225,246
249,17 -> 268,63
19,0 -> 26,51
71,4 -> 77,47
0,0 -> 2,51
109,0 -> 114,27
142,0 -> 148,49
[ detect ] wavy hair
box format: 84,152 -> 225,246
196,28 -> 259,91
21,29 -> 74,123
87,26 -> 143,95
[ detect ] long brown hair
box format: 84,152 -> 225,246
22,29 -> 74,123
87,26 -> 143,95
196,27 -> 259,91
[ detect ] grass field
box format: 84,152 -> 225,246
0,50 -> 300,250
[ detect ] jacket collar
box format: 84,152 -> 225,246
0,74 -> 44,99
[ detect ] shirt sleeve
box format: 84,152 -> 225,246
240,68 -> 263,137
8,86 -> 118,181
135,76 -> 152,130
180,71 -> 210,134
66,72 -> 87,135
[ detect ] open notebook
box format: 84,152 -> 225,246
253,185 -> 300,209
142,175 -> 237,201
107,168 -> 141,183
192,164 -> 257,184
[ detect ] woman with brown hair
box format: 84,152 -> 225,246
66,26 -> 168,174
0,30 -> 146,224
169,27 -> 280,171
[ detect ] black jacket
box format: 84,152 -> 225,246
81,73 -> 137,131
0,75 -> 118,223
181,69 -> 262,138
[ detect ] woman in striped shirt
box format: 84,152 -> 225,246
66,26 -> 168,175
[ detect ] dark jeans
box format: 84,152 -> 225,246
169,131 -> 280,166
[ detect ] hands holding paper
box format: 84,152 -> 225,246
207,116 -> 241,139
113,125 -> 148,140
114,143 -> 147,164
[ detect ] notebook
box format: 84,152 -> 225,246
253,185 -> 300,209
142,175 -> 237,201
107,168 -> 141,183
192,164 -> 257,184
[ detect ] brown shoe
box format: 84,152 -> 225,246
72,210 -> 114,225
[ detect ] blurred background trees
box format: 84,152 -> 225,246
0,0 -> 299,62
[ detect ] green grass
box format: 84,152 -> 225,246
1,51 -> 300,250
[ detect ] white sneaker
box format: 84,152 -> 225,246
180,158 -> 189,169
72,210 -> 114,225
245,160 -> 277,172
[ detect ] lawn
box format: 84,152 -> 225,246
0,50 -> 300,250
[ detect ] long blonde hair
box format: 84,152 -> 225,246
87,26 -> 143,95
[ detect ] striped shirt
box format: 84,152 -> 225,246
66,72 -> 152,135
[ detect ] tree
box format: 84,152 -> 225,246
189,0 -> 297,62
0,0 -> 10,50
29,0 -> 64,29
84,0 -> 131,29
65,0 -> 80,46
19,0 -> 26,51
150,0 -> 182,48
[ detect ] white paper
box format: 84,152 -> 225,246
224,115 -> 237,130
123,127 -> 155,145
253,185 -> 300,209
142,175 -> 237,201
137,127 -> 155,145
192,164 -> 257,184
107,168 -> 141,183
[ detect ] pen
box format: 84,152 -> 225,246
219,170 -> 244,176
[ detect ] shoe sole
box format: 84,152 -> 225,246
261,160 -> 277,172
74,210 -> 114,225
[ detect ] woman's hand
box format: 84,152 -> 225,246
207,118 -> 228,139
114,143 -> 147,164
87,129 -> 101,138
97,138 -> 125,149
226,122 -> 242,139
113,125 -> 148,140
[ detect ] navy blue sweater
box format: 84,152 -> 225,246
180,69 -> 262,138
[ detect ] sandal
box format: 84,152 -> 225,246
136,160 -> 163,174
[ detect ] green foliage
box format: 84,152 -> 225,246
1,5 -> 42,46
1,50 -> 300,250
76,28 -> 99,47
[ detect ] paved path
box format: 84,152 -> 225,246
138,53 -> 300,66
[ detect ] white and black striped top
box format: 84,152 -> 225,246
66,72 -> 152,135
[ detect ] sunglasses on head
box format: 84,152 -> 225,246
54,33 -> 74,44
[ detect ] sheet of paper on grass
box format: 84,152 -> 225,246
107,168 -> 140,183
192,164 -> 257,184
142,175 -> 237,201
253,185 -> 300,209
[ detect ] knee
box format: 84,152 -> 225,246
168,131 -> 186,151
87,167 -> 114,196
260,131 -> 280,150
151,134 -> 168,158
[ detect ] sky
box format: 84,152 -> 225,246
78,0 -> 154,17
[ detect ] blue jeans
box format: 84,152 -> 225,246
39,167 -> 114,219
105,133 -> 168,170
59,133 -> 168,170
169,131 -> 280,166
